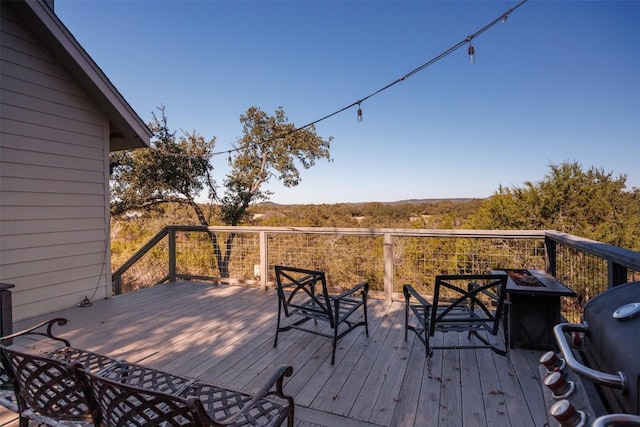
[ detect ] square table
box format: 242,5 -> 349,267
490,269 -> 576,349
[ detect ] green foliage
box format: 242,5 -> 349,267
247,200 -> 482,228
468,161 -> 640,250
110,105 -> 335,277
221,106 -> 332,225
110,106 -> 216,218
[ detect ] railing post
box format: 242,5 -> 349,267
168,228 -> 177,282
260,231 -> 268,291
608,262 -> 627,288
544,236 -> 557,277
113,275 -> 122,296
384,233 -> 393,304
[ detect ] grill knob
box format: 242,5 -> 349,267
544,371 -> 574,398
550,399 -> 586,427
540,351 -> 565,372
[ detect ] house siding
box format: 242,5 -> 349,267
0,4 -> 111,321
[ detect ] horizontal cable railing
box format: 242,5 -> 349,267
111,226 -> 640,322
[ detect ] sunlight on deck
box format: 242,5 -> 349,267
1,282 -> 548,426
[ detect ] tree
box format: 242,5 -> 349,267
110,106 -> 216,223
467,161 -> 640,250
220,106 -> 332,225
110,105 -> 332,278
216,106 -> 332,277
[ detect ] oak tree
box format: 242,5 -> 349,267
110,105 -> 332,278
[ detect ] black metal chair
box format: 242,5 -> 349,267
0,346 -> 94,427
0,318 -> 121,417
73,362 -> 295,427
73,364 -> 206,426
274,265 -> 369,365
404,273 -> 509,357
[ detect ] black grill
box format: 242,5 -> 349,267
539,281 -> 640,426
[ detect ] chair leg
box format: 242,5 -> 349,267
274,304 -> 282,348
363,298 -> 369,337
425,332 -> 432,358
404,303 -> 409,341
423,311 -> 432,358
287,404 -> 295,427
331,328 -> 338,365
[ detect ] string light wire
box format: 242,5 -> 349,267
158,0 -> 528,159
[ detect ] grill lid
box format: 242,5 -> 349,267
583,280 -> 640,415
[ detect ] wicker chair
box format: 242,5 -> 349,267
274,265 -> 369,365
404,273 -> 509,357
74,364 -> 205,426
0,346 -> 94,427
0,318 -> 119,415
1,318 -> 295,427
74,362 -> 295,427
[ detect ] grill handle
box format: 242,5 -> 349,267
553,322 -> 627,392
592,414 -> 640,427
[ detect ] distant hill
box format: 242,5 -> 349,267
256,198 -> 481,208
387,198 -> 480,205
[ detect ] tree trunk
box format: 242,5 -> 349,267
189,200 -> 232,279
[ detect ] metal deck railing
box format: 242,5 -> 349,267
112,226 -> 640,322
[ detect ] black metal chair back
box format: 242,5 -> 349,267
73,365 -> 206,427
404,273 -> 509,357
275,266 -> 335,327
431,274 -> 508,337
0,345 -> 94,426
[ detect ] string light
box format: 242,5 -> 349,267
467,38 -> 476,63
227,151 -> 232,166
158,0 -> 527,159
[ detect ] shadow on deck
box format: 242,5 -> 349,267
0,281 -> 548,427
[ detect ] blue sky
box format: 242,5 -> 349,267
56,0 -> 639,205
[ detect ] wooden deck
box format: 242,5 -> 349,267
0,282 -> 549,426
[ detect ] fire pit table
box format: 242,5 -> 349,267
491,269 -> 576,349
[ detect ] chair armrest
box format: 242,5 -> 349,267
193,365 -> 294,426
332,281 -> 369,300
251,364 -> 293,402
0,318 -> 70,346
403,284 -> 432,308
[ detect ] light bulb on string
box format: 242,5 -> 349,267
467,42 -> 475,63
357,103 -> 363,122
502,14 -> 509,24
227,151 -> 232,167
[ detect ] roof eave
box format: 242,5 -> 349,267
11,0 -> 152,152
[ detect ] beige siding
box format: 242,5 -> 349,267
0,4 -> 112,321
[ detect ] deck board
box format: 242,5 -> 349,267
439,333 -> 463,426
460,347 -> 488,426
0,282 -> 547,426
389,333 -> 423,426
